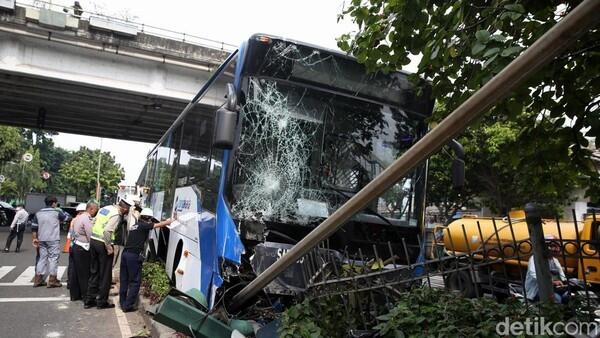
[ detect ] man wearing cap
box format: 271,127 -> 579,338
113,194 -> 142,283
119,208 -> 174,312
85,198 -> 132,309
66,203 -> 87,290
69,202 -> 98,301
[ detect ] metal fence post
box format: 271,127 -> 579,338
524,203 -> 553,303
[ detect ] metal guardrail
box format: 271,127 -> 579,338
14,0 -> 238,51
300,210 -> 600,332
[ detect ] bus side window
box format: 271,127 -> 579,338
177,112 -> 222,212
154,125 -> 181,220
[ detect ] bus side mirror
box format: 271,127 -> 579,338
452,158 -> 465,189
448,139 -> 465,190
213,84 -> 238,150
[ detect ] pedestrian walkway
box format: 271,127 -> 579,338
0,265 -> 67,286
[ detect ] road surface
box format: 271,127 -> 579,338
0,227 -> 146,338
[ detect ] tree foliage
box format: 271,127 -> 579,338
279,287 -> 592,338
0,128 -> 126,202
59,147 -> 124,200
20,129 -> 72,194
3,147 -> 45,201
338,0 -> 600,213
0,126 -> 24,162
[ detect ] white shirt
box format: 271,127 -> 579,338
524,255 -> 566,300
10,208 -> 29,231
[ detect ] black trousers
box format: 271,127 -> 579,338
70,244 -> 91,301
119,251 -> 143,310
5,226 -> 25,250
67,250 -> 74,289
86,239 -> 113,305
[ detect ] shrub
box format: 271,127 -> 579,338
279,287 -> 595,338
141,261 -> 171,304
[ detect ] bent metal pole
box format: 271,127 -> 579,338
230,0 -> 600,310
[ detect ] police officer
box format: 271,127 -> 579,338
119,208 -> 174,312
84,198 -> 132,309
69,202 -> 98,301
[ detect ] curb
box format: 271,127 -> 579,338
138,294 -> 181,338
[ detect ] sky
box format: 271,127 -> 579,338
51,0 -> 418,182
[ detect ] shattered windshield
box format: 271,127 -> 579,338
232,78 -> 423,226
231,37 -> 430,227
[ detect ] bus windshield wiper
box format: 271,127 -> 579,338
323,184 -> 394,227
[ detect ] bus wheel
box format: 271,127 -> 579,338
446,270 -> 478,298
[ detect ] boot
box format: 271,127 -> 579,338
47,275 -> 62,288
33,274 -> 47,287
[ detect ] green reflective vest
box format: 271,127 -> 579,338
91,205 -> 119,243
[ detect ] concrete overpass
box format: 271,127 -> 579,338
0,1 -> 236,143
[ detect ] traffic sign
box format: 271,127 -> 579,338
0,175 -> 5,183
22,153 -> 33,162
42,171 -> 51,180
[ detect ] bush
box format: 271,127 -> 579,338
141,261 -> 171,304
279,287 -> 595,338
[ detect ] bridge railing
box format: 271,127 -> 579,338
15,0 -> 238,51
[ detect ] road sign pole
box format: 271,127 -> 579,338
95,138 -> 103,202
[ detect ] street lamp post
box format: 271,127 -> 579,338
95,138 -> 103,202
0,162 -> 4,196
21,152 -> 33,203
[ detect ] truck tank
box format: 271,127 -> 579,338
442,210 -> 585,270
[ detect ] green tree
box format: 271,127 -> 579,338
2,147 -> 46,202
38,140 -> 72,194
59,147 -> 124,200
0,126 -> 24,162
338,1 -> 600,213
20,129 -> 73,194
426,152 -> 476,220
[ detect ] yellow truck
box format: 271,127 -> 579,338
439,210 -> 600,297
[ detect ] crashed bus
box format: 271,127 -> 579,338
138,33 -> 435,332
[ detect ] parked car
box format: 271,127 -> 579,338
0,202 -> 15,227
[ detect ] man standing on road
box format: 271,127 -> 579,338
32,196 -> 69,287
4,203 -> 29,253
113,195 -> 142,283
70,202 -> 99,301
85,198 -> 132,309
120,208 -> 174,312
67,203 -> 87,289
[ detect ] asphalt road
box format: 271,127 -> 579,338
0,227 -> 146,338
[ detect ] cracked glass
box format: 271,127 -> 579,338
232,38 -> 429,227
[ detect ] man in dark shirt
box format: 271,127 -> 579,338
119,208 -> 174,312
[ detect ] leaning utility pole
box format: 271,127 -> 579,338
230,0 -> 600,310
